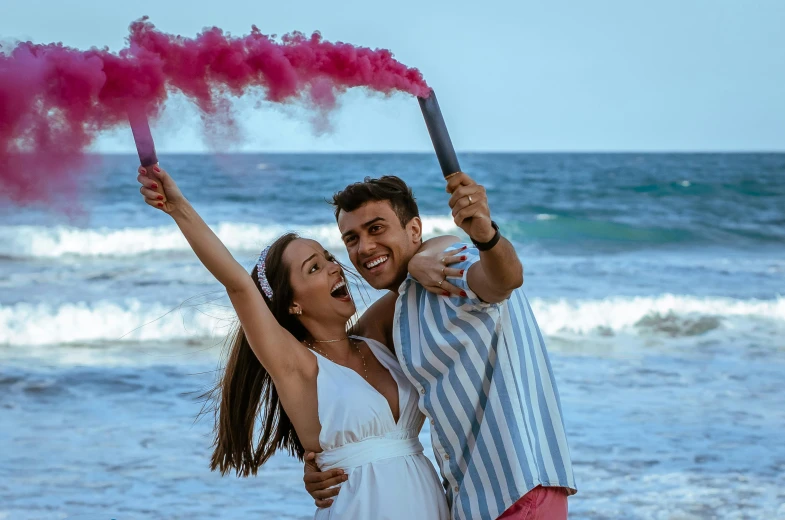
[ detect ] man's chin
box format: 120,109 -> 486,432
362,272 -> 389,291
363,269 -> 407,292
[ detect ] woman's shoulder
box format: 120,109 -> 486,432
352,291 -> 398,348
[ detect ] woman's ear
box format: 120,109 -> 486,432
289,303 -> 303,316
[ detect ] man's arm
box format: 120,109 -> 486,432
467,237 -> 523,303
446,172 -> 523,303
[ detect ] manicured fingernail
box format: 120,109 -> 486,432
461,256 -> 467,261
157,202 -> 163,208
153,166 -> 161,173
151,183 -> 158,189
157,195 -> 164,201
461,291 -> 467,297
461,246 -> 468,250
459,270 -> 465,275
443,291 -> 449,296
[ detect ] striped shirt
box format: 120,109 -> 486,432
393,243 -> 576,520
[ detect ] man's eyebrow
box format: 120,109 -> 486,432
341,217 -> 386,239
301,253 -> 317,270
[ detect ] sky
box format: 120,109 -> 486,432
2,0 -> 784,152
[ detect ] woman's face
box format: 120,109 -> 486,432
282,238 -> 356,322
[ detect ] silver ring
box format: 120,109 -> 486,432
437,279 -> 444,288
441,266 -> 446,276
468,195 -> 473,203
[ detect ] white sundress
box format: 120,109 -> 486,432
312,336 -> 449,520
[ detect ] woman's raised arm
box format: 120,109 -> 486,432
137,166 -> 309,379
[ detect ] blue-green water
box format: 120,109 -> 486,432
1,153 -> 783,519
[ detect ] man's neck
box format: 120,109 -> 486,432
385,259 -> 413,292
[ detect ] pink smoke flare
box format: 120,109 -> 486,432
0,17 -> 430,204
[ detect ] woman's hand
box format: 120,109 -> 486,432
137,165 -> 187,215
408,245 -> 467,297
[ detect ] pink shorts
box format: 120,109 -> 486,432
496,486 -> 569,520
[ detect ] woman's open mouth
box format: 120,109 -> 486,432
330,279 -> 351,301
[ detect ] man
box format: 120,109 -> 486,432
305,172 -> 576,519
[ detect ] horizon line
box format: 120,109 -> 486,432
90,149 -> 785,155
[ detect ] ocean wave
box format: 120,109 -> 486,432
0,299 -> 231,346
505,217 -> 698,245
0,216 -> 461,259
1,294 -> 782,346
531,294 -> 785,336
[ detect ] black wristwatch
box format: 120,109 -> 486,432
471,221 -> 501,251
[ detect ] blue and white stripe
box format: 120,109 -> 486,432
393,244 -> 576,520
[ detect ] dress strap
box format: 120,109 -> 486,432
351,335 -> 397,365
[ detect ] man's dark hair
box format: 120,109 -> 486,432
331,175 -> 420,227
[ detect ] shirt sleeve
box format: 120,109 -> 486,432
443,242 -> 500,309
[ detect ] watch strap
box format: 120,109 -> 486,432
471,221 -> 501,251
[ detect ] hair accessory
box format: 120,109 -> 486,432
256,246 -> 273,299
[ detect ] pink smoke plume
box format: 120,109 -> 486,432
0,17 -> 430,204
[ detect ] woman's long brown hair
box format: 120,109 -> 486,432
198,232 -> 365,477
200,232 -> 309,477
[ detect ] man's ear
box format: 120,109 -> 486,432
407,216 -> 423,244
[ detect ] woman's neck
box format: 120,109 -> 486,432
303,320 -> 353,360
311,338 -> 355,363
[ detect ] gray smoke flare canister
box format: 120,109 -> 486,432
127,105 -> 159,167
127,104 -> 165,200
418,89 -> 461,178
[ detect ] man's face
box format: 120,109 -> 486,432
337,200 -> 422,291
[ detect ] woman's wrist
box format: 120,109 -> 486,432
169,199 -> 193,221
407,251 -> 427,278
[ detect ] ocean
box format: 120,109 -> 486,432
1,153 -> 784,519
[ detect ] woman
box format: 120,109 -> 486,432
136,165 -> 457,519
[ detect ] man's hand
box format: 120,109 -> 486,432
445,172 -> 523,303
446,172 -> 495,243
303,451 -> 347,508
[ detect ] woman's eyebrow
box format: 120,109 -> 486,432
300,253 -> 317,270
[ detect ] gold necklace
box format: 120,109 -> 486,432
312,337 -> 349,343
310,338 -> 369,382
